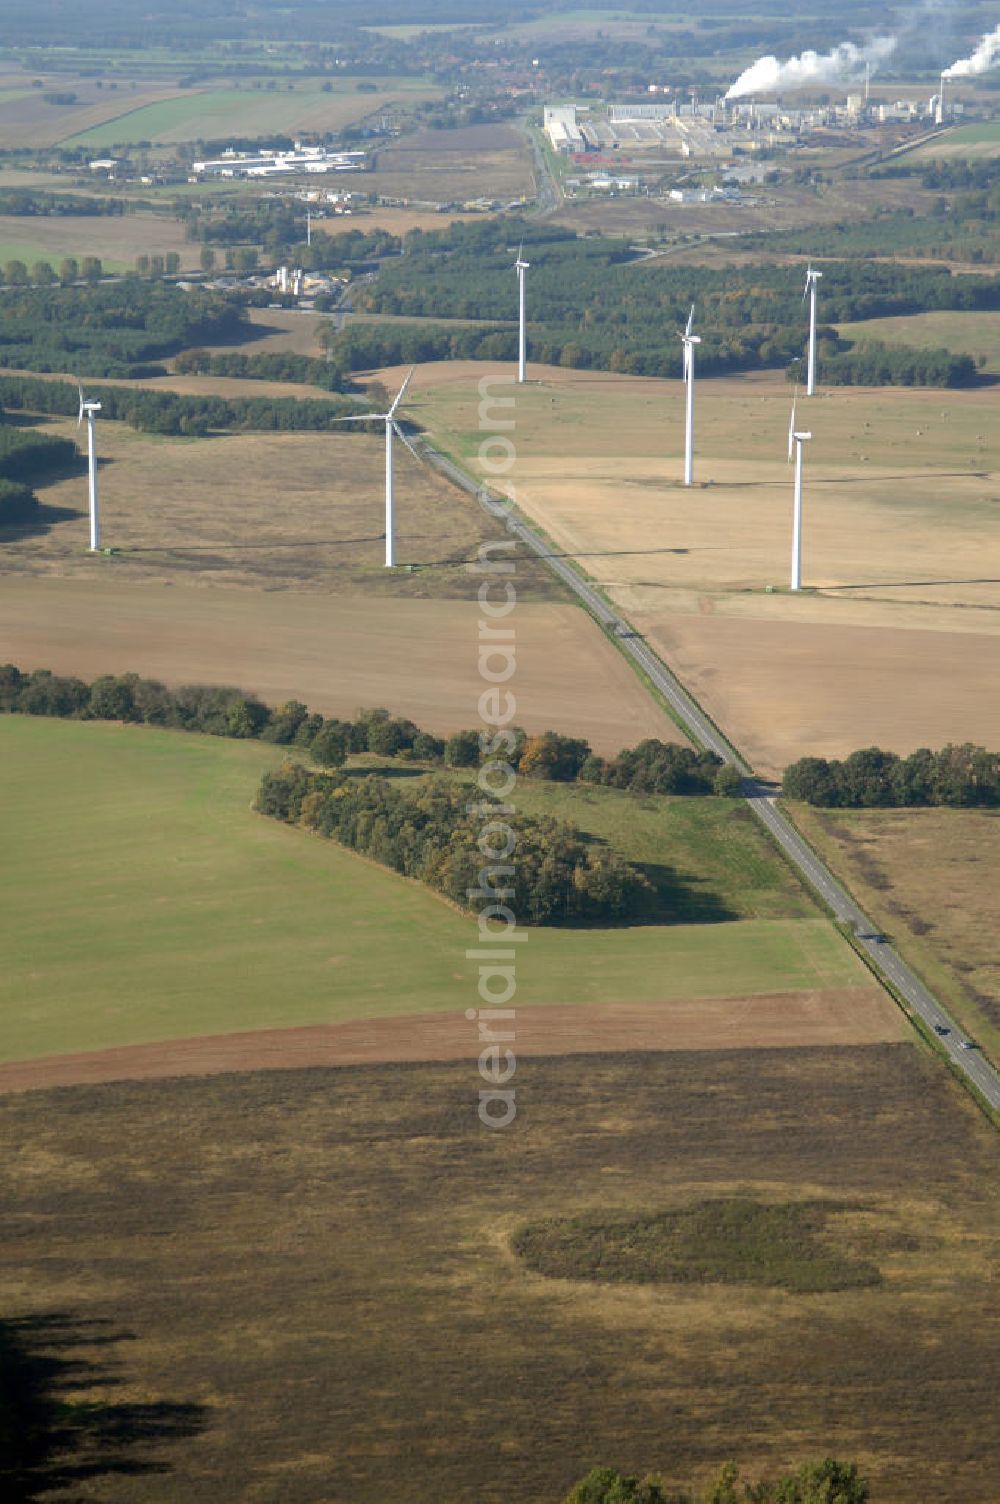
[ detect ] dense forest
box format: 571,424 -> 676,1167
345,220 -> 1000,385
0,374 -> 367,435
784,745 -> 1000,808
0,282 -> 247,379
746,180 -> 1000,266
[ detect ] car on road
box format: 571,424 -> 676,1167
959,1039 -> 979,1050
933,1024 -> 951,1037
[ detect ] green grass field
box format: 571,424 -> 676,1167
914,120 -> 1000,159
0,716 -> 867,1062
837,310 -> 1000,374
0,239 -> 123,272
60,79 -> 442,148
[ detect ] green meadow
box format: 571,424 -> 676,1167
60,79 -> 442,148
0,716 -> 866,1061
837,309 -> 1000,374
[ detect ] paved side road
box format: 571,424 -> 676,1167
425,444 -> 1000,1114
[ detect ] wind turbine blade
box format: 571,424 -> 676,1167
685,303 -> 695,337
330,414 -> 386,424
388,366 -> 416,419
788,401 -> 796,462
392,421 -> 423,464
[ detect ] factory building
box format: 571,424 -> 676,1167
192,145 -> 367,179
543,105 -> 586,154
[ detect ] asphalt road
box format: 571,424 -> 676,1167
425,443 -> 1000,1115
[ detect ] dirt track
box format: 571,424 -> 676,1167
0,988 -> 903,1093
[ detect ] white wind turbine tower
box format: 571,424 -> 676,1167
78,384 -> 102,552
788,391 -> 812,592
804,263 -> 823,396
679,303 -> 701,486
514,243 -> 530,384
333,368 -> 417,568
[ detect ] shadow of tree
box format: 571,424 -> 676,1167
0,503 -> 82,542
0,1312 -> 207,1501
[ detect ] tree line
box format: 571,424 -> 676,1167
2,256 -> 103,289
784,745 -> 1000,808
796,338 -> 977,388
175,346 -> 352,394
256,761 -> 655,926
0,188 -> 128,217
0,428 -> 77,526
0,375 -> 367,436
0,666 -> 735,797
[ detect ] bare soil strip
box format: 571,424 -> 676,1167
0,988 -> 902,1093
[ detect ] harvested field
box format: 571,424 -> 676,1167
637,611 -> 1000,779
0,416 -> 562,599
0,989 -> 900,1094
0,718 -> 868,1062
413,360 -> 1000,773
554,173 -> 933,239
912,121 -> 1000,159
0,578 -> 668,755
0,210 -> 193,272
0,1047 -> 995,1502
371,123 -> 533,205
191,305 -> 329,359
791,802 -> 1000,1061
340,206 -> 487,236
60,80 -> 444,148
0,80 -> 190,150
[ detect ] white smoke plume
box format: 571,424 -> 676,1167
725,36 -> 897,100
943,23 -> 1000,78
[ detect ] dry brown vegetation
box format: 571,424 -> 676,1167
0,78 -> 190,149
0,578 -> 671,753
0,1046 -> 996,1502
791,803 -> 1000,1060
0,211 -> 194,269
370,123 -> 533,204
3,417 -> 562,598
413,361 -> 1000,776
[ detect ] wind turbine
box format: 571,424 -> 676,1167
679,303 -> 701,486
514,243 -> 530,384
787,391 -> 812,592
77,385 -> 102,552
333,368 -> 417,568
803,263 -> 823,397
